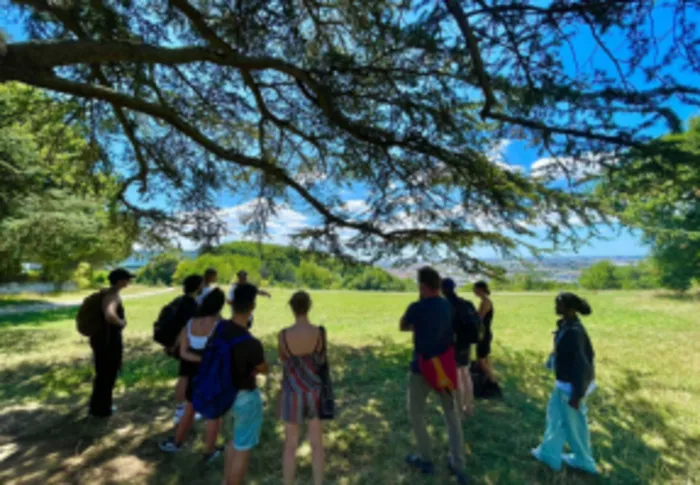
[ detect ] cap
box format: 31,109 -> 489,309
441,278 -> 457,292
108,268 -> 136,285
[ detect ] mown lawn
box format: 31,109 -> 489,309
0,289 -> 698,484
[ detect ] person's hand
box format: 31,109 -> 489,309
568,397 -> 580,410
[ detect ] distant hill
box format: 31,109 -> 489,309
133,242 -> 415,292
124,246 -> 646,286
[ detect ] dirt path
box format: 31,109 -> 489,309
0,288 -> 174,317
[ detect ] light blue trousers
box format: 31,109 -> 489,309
532,387 -> 597,474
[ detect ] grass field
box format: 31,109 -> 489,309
0,285 -> 167,308
0,289 -> 698,485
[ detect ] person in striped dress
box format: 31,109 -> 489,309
277,291 -> 326,485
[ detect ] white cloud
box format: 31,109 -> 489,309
487,139 -> 522,173
342,199 -> 370,215
169,198 -> 311,250
530,153 -> 615,182
294,170 -> 328,186
218,198 -> 310,243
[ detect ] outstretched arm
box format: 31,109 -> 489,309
258,289 -> 272,298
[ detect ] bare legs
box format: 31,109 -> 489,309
478,357 -> 497,383
174,403 -> 196,445
283,420 -> 325,485
283,423 -> 300,485
457,367 -> 474,416
205,418 -> 222,453
224,444 -> 250,485
174,403 -> 220,453
308,420 -> 325,485
174,376 -> 187,404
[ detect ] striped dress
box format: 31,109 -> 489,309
277,330 -> 324,424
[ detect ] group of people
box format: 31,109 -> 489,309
399,267 -> 597,482
85,264 -> 597,484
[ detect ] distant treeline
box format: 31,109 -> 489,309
479,260 -> 662,292
137,242 -> 416,292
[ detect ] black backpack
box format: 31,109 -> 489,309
153,296 -> 186,348
454,297 -> 481,345
470,362 -> 503,399
76,290 -> 107,337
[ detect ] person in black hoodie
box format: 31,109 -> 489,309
532,292 -> 597,475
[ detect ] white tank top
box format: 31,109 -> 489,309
187,319 -> 216,350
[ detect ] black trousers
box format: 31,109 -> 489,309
89,329 -> 123,417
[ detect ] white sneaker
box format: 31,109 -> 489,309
173,405 -> 186,425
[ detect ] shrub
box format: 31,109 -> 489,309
137,252 -> 182,286
92,270 -> 109,286
72,262 -> 93,290
172,254 -> 261,286
579,261 -> 621,290
298,261 -> 338,289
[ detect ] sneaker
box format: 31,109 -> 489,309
405,454 -> 434,475
174,405 -> 186,425
203,446 -> 224,465
447,456 -> 470,485
159,437 -> 181,453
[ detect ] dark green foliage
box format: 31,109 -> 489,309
148,241 -> 413,291
488,272 -> 574,292
4,1 -> 697,275
602,118 -> 700,292
137,252 -> 183,286
343,267 -> 415,292
172,253 -> 262,286
616,261 -> 661,290
579,260 -> 660,290
297,261 -> 339,290
0,83 -> 137,285
579,261 -> 622,290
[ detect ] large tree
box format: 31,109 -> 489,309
601,118 -> 700,292
1,0 -> 698,275
0,82 -> 136,283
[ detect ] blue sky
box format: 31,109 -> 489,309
3,6 -> 698,259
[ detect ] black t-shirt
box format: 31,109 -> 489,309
218,319 -> 265,391
448,295 -> 479,351
173,295 -> 198,334
402,296 -> 453,373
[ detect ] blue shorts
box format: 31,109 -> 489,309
227,389 -> 263,451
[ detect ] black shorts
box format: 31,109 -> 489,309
476,334 -> 493,359
455,345 -> 472,367
178,358 -> 199,378
180,361 -> 201,402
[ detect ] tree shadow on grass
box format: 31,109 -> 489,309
491,347 -> 700,484
0,338 -> 698,484
0,298 -> 47,308
0,306 -> 78,328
